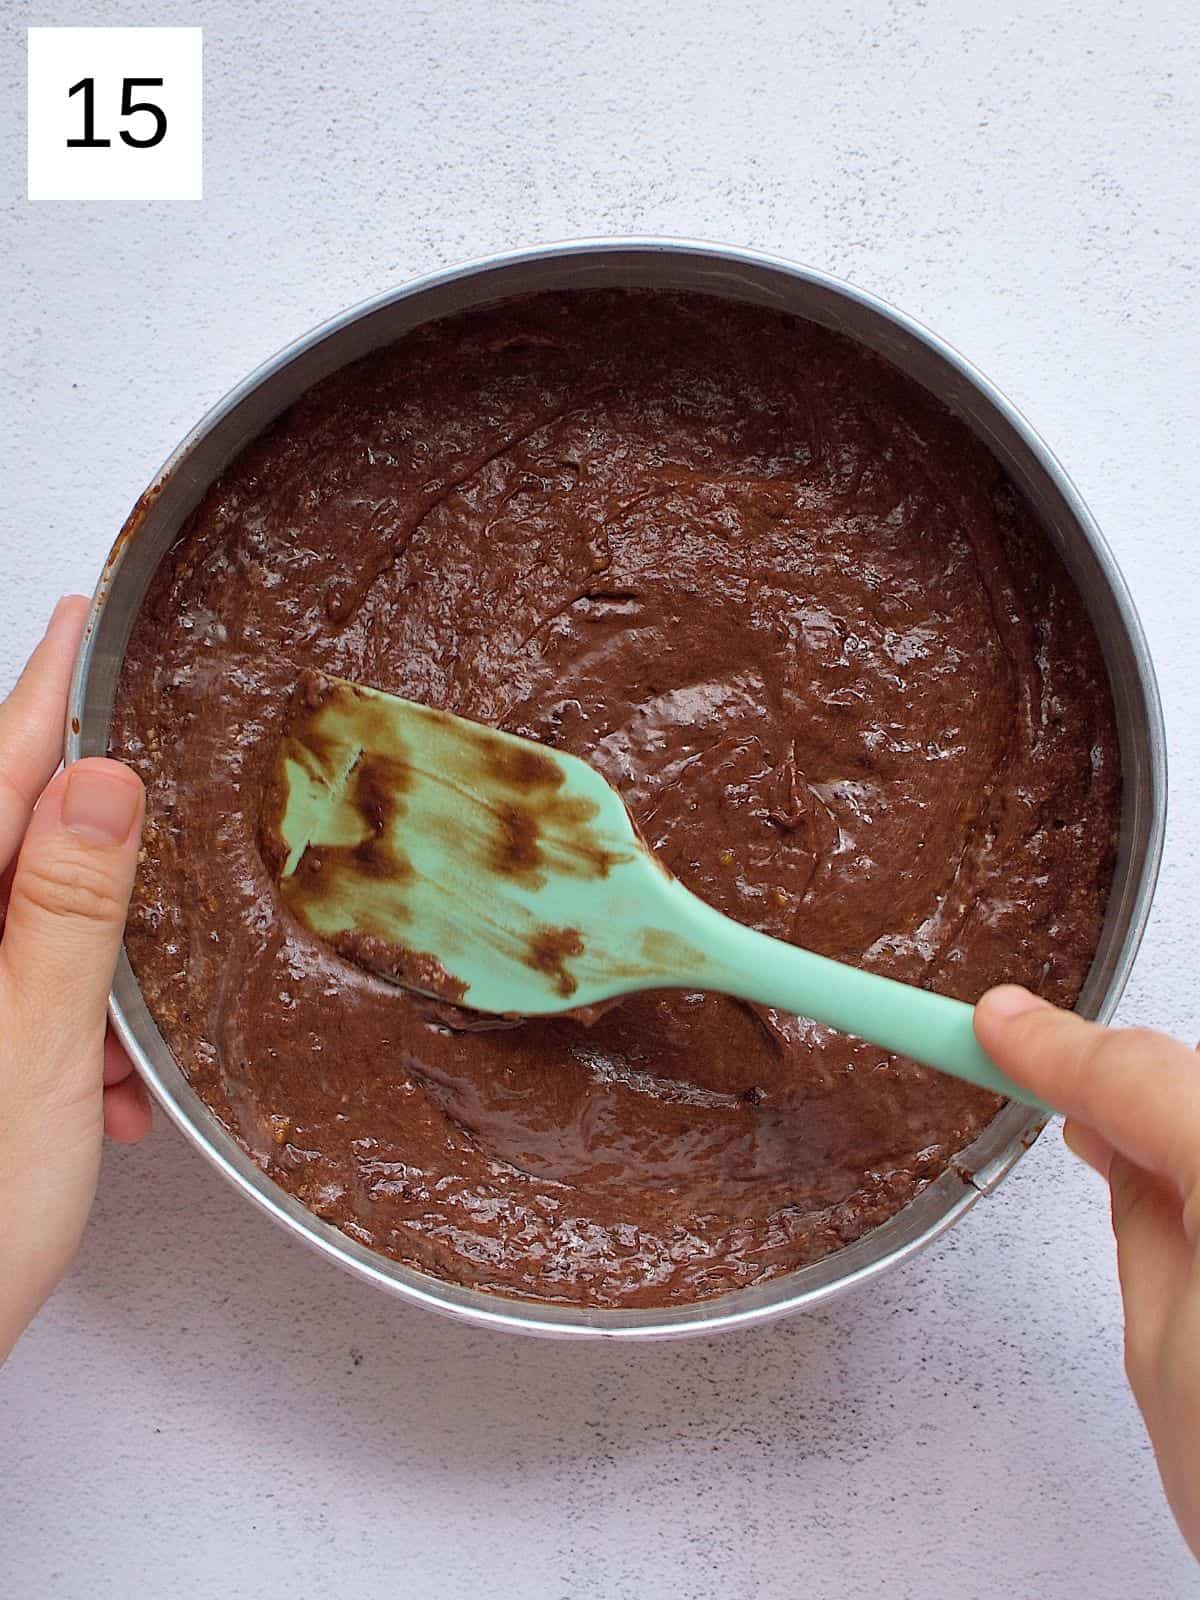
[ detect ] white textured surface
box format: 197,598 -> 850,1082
4,1 -> 1199,1593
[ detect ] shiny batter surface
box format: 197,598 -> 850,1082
112,291 -> 1120,1307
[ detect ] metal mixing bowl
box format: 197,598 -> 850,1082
68,239 -> 1167,1339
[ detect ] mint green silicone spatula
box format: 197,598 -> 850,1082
262,671 -> 1041,1107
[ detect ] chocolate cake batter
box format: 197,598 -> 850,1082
112,291 -> 1120,1307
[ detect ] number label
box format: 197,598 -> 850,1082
27,28 -> 202,202
66,75 -> 167,150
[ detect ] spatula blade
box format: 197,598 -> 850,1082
261,672 -> 700,1013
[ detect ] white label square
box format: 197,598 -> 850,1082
27,27 -> 203,201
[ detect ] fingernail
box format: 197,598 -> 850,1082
62,765 -> 141,845
983,985 -> 1050,1022
48,594 -> 87,632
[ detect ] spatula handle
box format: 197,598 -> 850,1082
666,886 -> 1050,1110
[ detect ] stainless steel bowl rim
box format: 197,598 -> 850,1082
69,236 -> 1168,1340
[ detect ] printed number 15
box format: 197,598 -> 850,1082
67,77 -> 167,149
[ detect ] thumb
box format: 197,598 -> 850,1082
975,985 -> 1200,1205
1,759 -> 144,1054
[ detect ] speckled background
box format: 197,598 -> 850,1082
3,1 -> 1198,1594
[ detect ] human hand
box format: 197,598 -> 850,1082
0,597 -> 149,1361
976,986 -> 1200,1560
